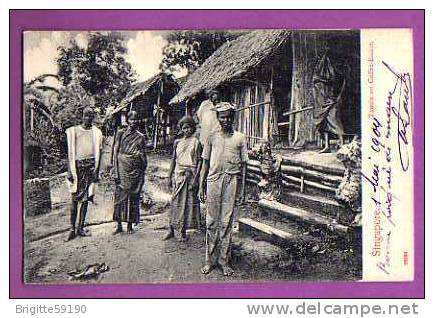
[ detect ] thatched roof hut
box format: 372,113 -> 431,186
110,72 -> 184,148
113,72 -> 180,115
170,29 -> 291,104
170,29 -> 360,150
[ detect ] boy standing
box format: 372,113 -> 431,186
199,102 -> 248,276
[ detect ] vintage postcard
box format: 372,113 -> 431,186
10,10 -> 424,298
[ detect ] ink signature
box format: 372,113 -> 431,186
382,61 -> 412,172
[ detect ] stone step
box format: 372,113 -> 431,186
238,217 -> 302,247
258,199 -> 349,235
231,235 -> 294,271
280,191 -> 348,219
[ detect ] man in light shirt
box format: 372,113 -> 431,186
199,102 -> 248,276
65,107 -> 103,241
195,89 -> 221,146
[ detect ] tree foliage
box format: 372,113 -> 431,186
159,31 -> 244,74
56,32 -> 135,117
51,84 -> 96,131
23,74 -> 60,147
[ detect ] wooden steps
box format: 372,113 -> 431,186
280,191 -> 347,218
238,154 -> 352,258
259,199 -> 349,234
238,217 -> 298,247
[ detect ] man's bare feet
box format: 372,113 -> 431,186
113,227 -> 123,235
221,264 -> 234,276
163,231 -> 174,241
201,264 -> 214,275
77,229 -> 91,237
66,230 -> 76,242
319,146 -> 331,153
178,234 -> 188,242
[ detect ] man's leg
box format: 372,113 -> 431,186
113,185 -> 124,234
114,221 -> 123,234
127,222 -> 133,233
77,201 -> 89,236
171,179 -> 188,240
217,174 -> 237,276
202,177 -> 222,274
319,132 -> 330,153
68,199 -> 78,240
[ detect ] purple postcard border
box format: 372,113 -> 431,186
9,9 -> 425,299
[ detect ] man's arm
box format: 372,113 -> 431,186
198,159 -> 210,203
93,130 -> 103,182
110,129 -> 118,167
239,134 -> 249,204
65,128 -> 74,182
141,135 -> 148,171
193,141 -> 203,188
112,131 -> 121,183
167,141 -> 177,188
239,162 -> 247,204
199,135 -> 211,203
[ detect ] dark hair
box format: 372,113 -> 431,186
82,107 -> 96,117
206,89 -> 220,98
127,110 -> 139,120
178,116 -> 196,132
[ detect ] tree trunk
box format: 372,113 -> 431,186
289,32 -> 326,147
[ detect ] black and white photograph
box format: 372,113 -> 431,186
23,29 -> 363,284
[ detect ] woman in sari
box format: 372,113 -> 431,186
112,110 -> 147,234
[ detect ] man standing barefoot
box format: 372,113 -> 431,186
199,102 -> 247,276
65,107 -> 103,241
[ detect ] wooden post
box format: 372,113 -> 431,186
255,82 -> 259,147
288,34 -> 296,144
267,66 -> 274,143
30,106 -> 34,132
153,80 -> 162,150
300,167 -> 305,193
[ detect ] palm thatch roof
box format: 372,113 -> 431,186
170,29 -> 291,104
176,74 -> 189,87
112,73 -> 179,115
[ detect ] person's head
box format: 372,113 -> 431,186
127,110 -> 140,129
178,116 -> 196,138
214,102 -> 236,133
82,107 -> 96,127
207,89 -> 221,105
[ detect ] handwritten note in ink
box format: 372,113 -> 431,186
361,29 -> 414,281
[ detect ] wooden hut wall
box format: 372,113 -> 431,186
288,31 -> 320,147
288,30 -> 361,147
231,82 -> 271,149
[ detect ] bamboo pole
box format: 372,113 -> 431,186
235,100 -> 271,112
267,65 -> 274,143
153,80 -> 162,150
246,165 -> 261,174
282,106 -> 314,117
281,173 -> 336,193
281,156 -> 345,176
30,106 -> 34,132
280,165 -> 342,184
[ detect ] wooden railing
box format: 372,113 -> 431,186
278,106 -> 314,127
246,155 -> 344,195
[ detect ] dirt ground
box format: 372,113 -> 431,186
24,152 -> 360,284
